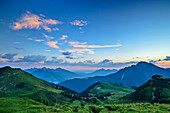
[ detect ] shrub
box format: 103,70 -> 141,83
105,105 -> 119,111
128,108 -> 136,111
89,105 -> 103,113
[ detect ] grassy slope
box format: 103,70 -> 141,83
0,97 -> 169,113
84,82 -> 135,93
77,82 -> 135,105
122,75 -> 170,103
0,97 -> 50,113
0,67 -> 78,105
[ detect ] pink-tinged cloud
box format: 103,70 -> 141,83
53,27 -> 59,31
156,61 -> 170,68
58,55 -> 65,58
79,27 -> 82,30
81,42 -> 87,45
47,41 -> 59,49
28,38 -> 44,42
68,49 -> 94,54
42,33 -> 54,39
59,50 -> 66,52
60,35 -> 68,40
73,44 -> 122,48
70,20 -> 87,26
69,41 -> 87,45
11,11 -> 62,32
39,14 -> 45,17
45,50 -> 51,52
39,61 -> 45,64
28,38 -> 33,40
0,58 -> 8,62
35,39 -> 44,42
69,41 -> 122,48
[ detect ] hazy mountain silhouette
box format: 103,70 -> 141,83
25,67 -> 81,83
85,68 -> 118,77
59,62 -> 170,93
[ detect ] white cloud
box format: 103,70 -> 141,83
11,11 -> 63,32
28,38 -> 44,42
45,50 -> 51,52
70,20 -> 87,26
68,49 -> 94,54
60,35 -> 68,40
42,33 -> 54,39
69,41 -> 87,45
39,14 -> 45,17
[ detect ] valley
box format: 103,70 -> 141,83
0,63 -> 169,112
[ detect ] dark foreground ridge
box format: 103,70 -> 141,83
122,75 -> 170,103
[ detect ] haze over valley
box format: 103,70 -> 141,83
0,0 -> 170,112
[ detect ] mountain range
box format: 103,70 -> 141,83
59,61 -> 170,93
0,66 -> 169,106
25,67 -> 118,84
25,67 -> 81,83
0,66 -> 133,105
84,68 -> 118,77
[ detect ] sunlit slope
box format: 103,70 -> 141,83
79,82 -> 135,104
0,66 -> 78,105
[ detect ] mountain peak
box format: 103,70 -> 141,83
136,61 -> 149,65
151,75 -> 163,79
99,68 -> 105,70
2,66 -> 12,69
136,61 -> 156,67
56,67 -> 63,70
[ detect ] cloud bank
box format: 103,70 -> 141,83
69,41 -> 122,48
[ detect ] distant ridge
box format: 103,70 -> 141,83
85,68 -> 118,77
59,62 -> 170,93
25,67 -> 81,83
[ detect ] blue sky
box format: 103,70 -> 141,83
0,0 -> 170,70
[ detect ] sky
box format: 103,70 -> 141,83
0,0 -> 170,70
